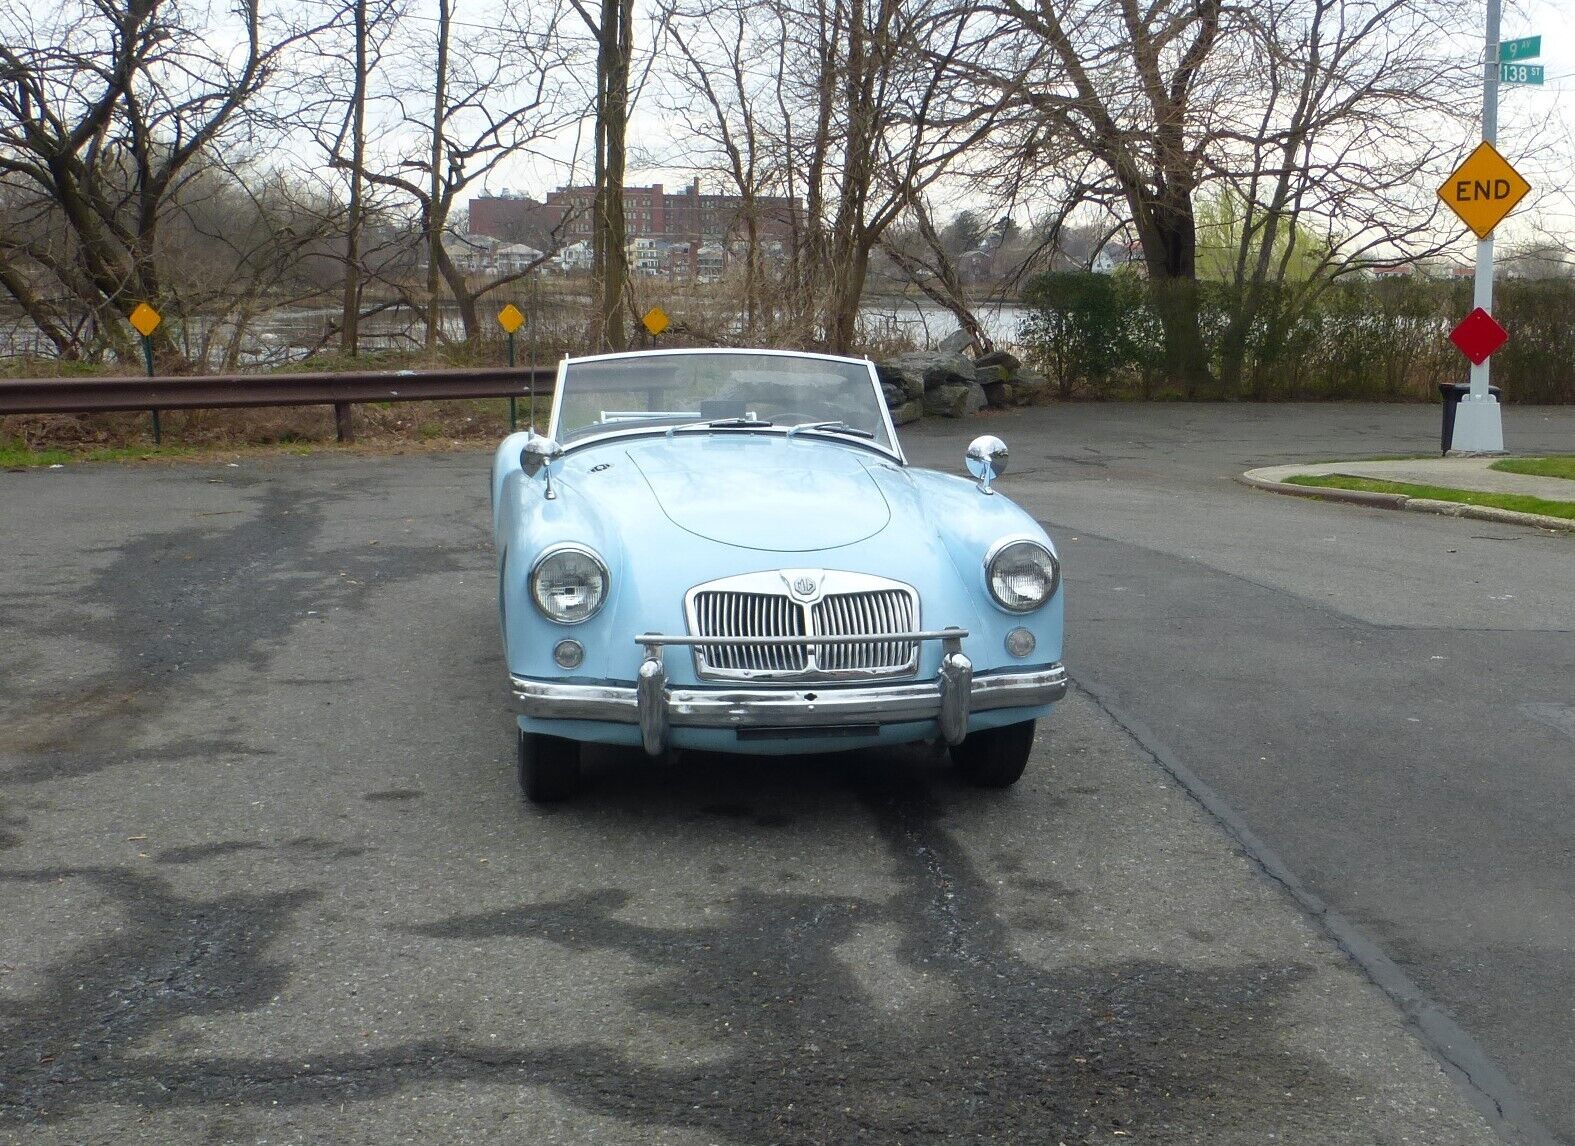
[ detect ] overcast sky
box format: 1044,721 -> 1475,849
462,0 -> 1573,256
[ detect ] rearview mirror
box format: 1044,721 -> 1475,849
521,432 -> 564,477
965,435 -> 1008,495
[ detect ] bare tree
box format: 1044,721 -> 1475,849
656,0 -> 777,338
969,0 -> 1478,393
287,0 -> 408,356
569,0 -> 634,351
878,197 -> 995,353
1204,0 -> 1477,394
770,0 -> 1011,352
329,0 -> 582,344
0,0 -> 315,368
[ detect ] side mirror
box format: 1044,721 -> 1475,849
521,432 -> 565,499
965,435 -> 1008,495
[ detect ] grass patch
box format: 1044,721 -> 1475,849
1491,456 -> 1575,481
0,440 -> 200,467
1284,474 -> 1575,520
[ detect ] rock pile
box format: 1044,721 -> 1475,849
874,349 -> 1049,423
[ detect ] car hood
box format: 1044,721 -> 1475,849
624,435 -> 892,552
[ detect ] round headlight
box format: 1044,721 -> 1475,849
529,546 -> 608,623
986,539 -> 1059,613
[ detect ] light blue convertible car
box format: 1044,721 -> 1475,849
490,348 -> 1066,801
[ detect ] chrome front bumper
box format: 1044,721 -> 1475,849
510,629 -> 1068,755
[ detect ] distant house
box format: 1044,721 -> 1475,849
495,243 -> 545,275
958,248 -> 992,283
558,241 -> 593,273
442,233 -> 500,274
626,236 -> 665,276
696,243 -> 725,282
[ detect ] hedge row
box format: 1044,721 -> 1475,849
1018,273 -> 1575,403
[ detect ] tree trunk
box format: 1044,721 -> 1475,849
341,0 -> 367,356
0,260 -> 79,358
590,0 -> 631,352
425,0 -> 450,352
1138,198 -> 1213,397
825,231 -> 870,355
436,245 -> 481,338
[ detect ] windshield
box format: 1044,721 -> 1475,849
552,351 -> 894,451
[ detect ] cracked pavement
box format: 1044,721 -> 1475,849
0,436 -> 1519,1143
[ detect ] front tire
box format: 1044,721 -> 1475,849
518,728 -> 582,803
950,720 -> 1035,788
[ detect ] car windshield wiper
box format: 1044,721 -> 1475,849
785,420 -> 875,440
665,417 -> 774,437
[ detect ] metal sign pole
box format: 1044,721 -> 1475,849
1455,0 -> 1506,452
507,332 -> 517,431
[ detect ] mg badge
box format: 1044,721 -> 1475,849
793,576 -> 817,596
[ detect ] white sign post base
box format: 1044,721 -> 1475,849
1449,392 -> 1505,454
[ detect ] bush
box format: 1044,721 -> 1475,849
1018,271 -> 1575,403
1019,271 -> 1151,398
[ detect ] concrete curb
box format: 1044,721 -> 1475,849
1238,468 -> 1575,533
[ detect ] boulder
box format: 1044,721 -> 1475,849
1009,368 -> 1051,402
879,350 -> 976,393
982,381 -> 1014,408
922,351 -> 978,388
874,359 -> 927,402
924,381 -> 987,418
973,362 -> 1009,386
974,348 -> 1021,373
880,381 -> 905,408
889,398 -> 925,426
938,328 -> 973,354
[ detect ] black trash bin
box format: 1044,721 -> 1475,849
1438,382 -> 1503,454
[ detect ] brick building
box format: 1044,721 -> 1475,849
467,179 -> 798,246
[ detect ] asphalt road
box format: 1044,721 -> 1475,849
905,400 -> 1575,1145
0,401 -> 1565,1143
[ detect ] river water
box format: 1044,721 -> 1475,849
0,297 -> 1031,368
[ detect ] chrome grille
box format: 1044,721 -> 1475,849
687,572 -> 920,681
692,591 -> 808,673
812,590 -> 916,671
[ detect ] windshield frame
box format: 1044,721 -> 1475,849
546,348 -> 906,465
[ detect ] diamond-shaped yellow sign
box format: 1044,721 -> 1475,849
497,303 -> 524,334
128,303 -> 161,337
641,307 -> 670,337
1438,141 -> 1531,240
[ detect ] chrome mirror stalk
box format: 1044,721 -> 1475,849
521,431 -> 565,500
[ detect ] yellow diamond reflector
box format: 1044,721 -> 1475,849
497,304 -> 525,334
1437,141 -> 1531,240
642,307 -> 670,337
128,303 -> 161,337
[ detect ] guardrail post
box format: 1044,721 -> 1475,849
334,401 -> 354,443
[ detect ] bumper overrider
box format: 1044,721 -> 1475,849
510,628 -> 1068,755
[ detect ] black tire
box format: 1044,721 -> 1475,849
518,728 -> 582,803
949,720 -> 1035,788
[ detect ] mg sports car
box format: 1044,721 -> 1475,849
490,348 -> 1066,802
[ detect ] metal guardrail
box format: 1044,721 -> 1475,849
0,366 -> 558,442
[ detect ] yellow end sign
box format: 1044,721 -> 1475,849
128,303 -> 161,337
642,307 -> 670,337
497,304 -> 524,334
1437,141 -> 1531,240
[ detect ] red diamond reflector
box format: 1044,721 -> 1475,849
1450,307 -> 1508,365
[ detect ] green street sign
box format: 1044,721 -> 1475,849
1500,62 -> 1545,84
1500,35 -> 1540,62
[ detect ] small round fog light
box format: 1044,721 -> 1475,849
553,639 -> 585,669
1005,627 -> 1036,658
